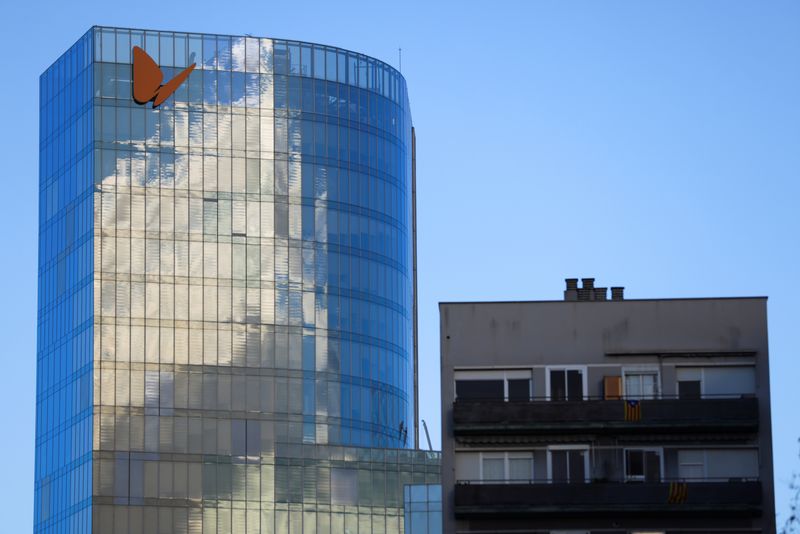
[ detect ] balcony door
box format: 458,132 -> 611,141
624,448 -> 662,482
548,446 -> 589,484
547,367 -> 586,401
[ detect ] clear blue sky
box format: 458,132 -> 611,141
1,0 -> 798,529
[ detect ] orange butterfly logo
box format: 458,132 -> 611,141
132,46 -> 196,108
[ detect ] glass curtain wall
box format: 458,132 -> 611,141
36,25 -> 426,533
35,29 -> 96,534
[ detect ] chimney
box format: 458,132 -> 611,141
565,278 -> 578,290
564,278 -> 578,301
576,278 -> 595,301
565,278 -> 622,301
594,287 -> 608,301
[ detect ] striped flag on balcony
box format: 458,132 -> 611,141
668,482 -> 688,504
624,400 -> 641,421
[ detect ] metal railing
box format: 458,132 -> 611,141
454,393 -> 756,402
455,476 -> 760,485
453,478 -> 764,515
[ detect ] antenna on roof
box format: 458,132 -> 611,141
421,419 -> 433,451
398,47 -> 402,73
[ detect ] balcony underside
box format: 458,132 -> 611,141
454,481 -> 762,518
453,398 -> 758,436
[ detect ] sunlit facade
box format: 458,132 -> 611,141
35,26 -> 439,534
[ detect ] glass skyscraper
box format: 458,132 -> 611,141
36,26 -> 439,533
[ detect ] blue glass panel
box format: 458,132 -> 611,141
202,35 -> 216,69
288,76 -> 301,110
204,70 -> 217,105
217,70 -> 231,105
217,36 -> 232,70
160,32 -> 174,67
245,73 -> 259,107
35,27 -> 95,534
288,44 -> 300,75
231,71 -> 245,106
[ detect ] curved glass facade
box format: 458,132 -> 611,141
265,37 -> 416,449
36,26 -> 434,534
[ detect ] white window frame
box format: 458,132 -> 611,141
545,365 -> 588,401
454,369 -> 532,401
622,447 -> 664,482
622,366 -> 661,400
478,451 -> 534,484
546,444 -> 590,483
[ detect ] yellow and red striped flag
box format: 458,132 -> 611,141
624,400 -> 641,421
668,482 -> 688,504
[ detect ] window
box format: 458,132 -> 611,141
678,450 -> 705,481
623,369 -> 659,400
705,449 -> 758,479
624,449 -> 662,482
455,370 -> 531,401
676,366 -> 756,399
548,447 -> 588,483
480,452 -> 533,483
703,366 -> 756,397
507,379 -> 530,401
548,367 -> 585,401
678,449 -> 759,481
481,455 -> 505,482
455,380 -> 503,401
330,468 -> 358,505
508,455 -> 533,482
678,380 -> 701,399
677,367 -> 703,400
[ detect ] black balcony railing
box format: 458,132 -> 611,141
453,479 -> 762,517
452,396 -> 758,436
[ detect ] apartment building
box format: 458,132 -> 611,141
440,279 -> 774,533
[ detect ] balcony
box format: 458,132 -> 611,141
453,479 -> 762,517
452,396 -> 758,437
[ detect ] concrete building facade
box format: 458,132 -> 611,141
440,279 -> 775,534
